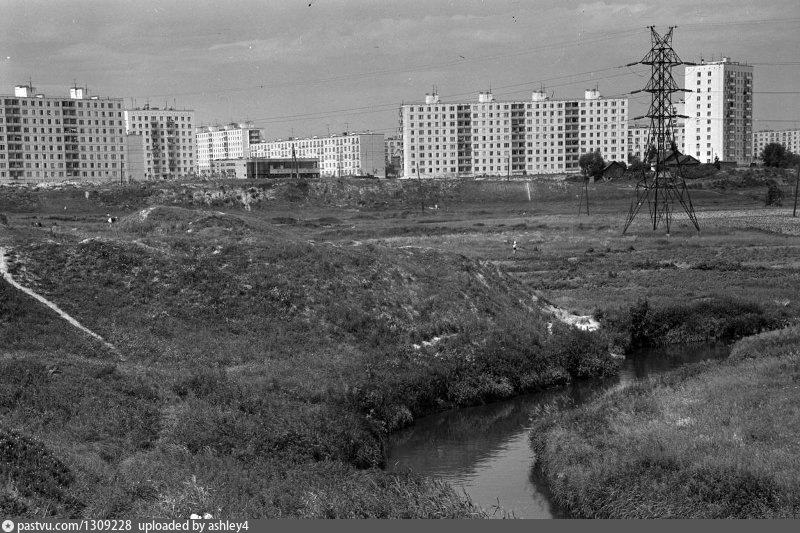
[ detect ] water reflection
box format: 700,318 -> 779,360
387,342 -> 730,518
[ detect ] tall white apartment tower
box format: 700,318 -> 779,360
124,105 -> 196,179
196,122 -> 263,175
684,58 -> 753,165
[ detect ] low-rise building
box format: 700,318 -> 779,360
209,157 -> 320,180
250,132 -> 385,178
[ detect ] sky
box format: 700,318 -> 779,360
1,0 -> 799,140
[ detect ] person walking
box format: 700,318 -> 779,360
512,240 -> 517,255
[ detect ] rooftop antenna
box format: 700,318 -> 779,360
623,26 -> 699,234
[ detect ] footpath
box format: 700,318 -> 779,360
0,245 -> 123,359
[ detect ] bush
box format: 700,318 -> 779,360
766,180 -> 783,206
624,297 -> 778,348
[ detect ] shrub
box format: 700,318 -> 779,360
624,297 -> 778,348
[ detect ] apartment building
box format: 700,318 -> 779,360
627,102 -> 686,162
250,132 -> 385,178
684,58 -> 753,165
0,84 -> 126,184
752,129 -> 800,160
124,105 -> 196,179
400,89 -> 628,178
196,122 -> 263,175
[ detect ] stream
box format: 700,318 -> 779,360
387,342 -> 731,518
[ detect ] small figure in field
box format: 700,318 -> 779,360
512,240 -> 517,255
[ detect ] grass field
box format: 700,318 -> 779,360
1,170 -> 798,518
530,326 -> 800,518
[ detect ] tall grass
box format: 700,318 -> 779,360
530,326 -> 800,518
1,207 -> 620,518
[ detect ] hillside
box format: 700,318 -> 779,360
0,203 -> 617,518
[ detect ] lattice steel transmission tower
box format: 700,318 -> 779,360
623,27 -> 700,234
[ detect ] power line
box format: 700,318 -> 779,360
121,27 -> 648,100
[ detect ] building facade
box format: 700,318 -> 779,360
196,122 -> 263,175
209,158 -> 320,180
684,58 -> 753,165
752,129 -> 800,161
124,105 -> 196,179
627,102 -> 686,163
124,133 -> 146,181
0,85 -> 126,184
400,90 -> 628,178
385,135 -> 403,177
250,132 -> 385,178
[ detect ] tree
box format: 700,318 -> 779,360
766,179 -> 783,206
579,150 -> 605,179
627,154 -> 645,172
760,142 -> 795,168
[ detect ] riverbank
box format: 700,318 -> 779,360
530,326 -> 800,518
0,203 -> 617,518
3,175 -> 799,518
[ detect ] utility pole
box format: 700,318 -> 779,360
292,144 -> 298,179
578,170 -> 590,216
794,163 -> 799,217
416,161 -> 424,213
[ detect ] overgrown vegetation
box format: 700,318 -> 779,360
598,296 -> 780,349
530,326 -> 800,518
2,172 -> 799,519
1,194 -> 619,518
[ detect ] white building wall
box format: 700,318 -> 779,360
0,85 -> 126,184
196,123 -> 261,174
124,107 -> 196,179
250,133 -> 385,178
627,118 -> 685,162
684,58 -> 753,165
402,91 -> 628,178
752,129 -> 800,160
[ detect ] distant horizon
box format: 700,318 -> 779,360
2,0 -> 799,137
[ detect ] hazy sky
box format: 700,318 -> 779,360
2,0 -> 799,139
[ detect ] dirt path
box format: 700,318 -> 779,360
0,246 -> 123,360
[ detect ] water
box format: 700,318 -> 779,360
387,342 -> 731,518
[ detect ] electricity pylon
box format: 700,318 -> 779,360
623,27 -> 699,234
